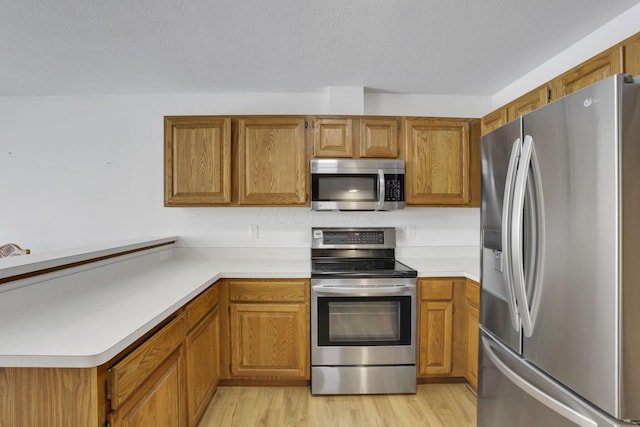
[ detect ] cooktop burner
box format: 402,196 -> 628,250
310,227 -> 417,279
311,259 -> 417,278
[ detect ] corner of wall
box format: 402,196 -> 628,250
327,86 -> 365,114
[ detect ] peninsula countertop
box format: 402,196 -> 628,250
0,239 -> 479,368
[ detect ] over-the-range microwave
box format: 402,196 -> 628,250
310,159 -> 405,211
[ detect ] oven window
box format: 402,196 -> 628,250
317,296 -> 412,346
329,301 -> 399,341
312,175 -> 378,201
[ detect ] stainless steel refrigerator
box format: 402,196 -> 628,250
479,73 -> 640,427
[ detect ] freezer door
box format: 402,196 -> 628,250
480,118 -> 522,354
520,76 -> 622,417
478,328 -> 632,427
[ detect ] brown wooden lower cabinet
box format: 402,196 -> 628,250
226,279 -> 310,381
0,275 -> 480,427
418,278 -> 467,379
108,347 -> 186,427
465,279 -> 480,390
417,277 -> 480,390
185,285 -> 221,426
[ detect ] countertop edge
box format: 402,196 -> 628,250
0,236 -> 178,280
0,244 -> 479,368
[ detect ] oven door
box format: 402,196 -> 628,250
311,278 -> 416,366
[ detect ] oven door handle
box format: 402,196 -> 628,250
312,285 -> 414,296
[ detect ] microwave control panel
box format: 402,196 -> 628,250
385,175 -> 404,201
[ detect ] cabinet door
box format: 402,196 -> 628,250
109,349 -> 186,427
312,117 -> 353,158
359,117 -> 399,158
465,280 -> 480,390
419,301 -> 454,376
506,85 -> 550,121
185,307 -> 220,427
405,118 -> 470,205
230,303 -> 307,379
237,117 -> 307,205
418,279 -> 454,376
109,315 -> 186,410
481,108 -> 507,136
623,32 -> 640,76
551,46 -> 623,99
466,303 -> 479,389
164,117 -> 232,206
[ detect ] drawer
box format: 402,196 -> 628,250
108,313 -> 186,410
419,278 -> 454,301
186,283 -> 219,331
228,279 -> 308,303
466,279 -> 480,307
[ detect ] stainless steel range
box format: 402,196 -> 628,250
310,227 -> 417,395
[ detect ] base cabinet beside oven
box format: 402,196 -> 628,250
464,279 -> 480,390
226,279 -> 310,381
417,278 -> 471,382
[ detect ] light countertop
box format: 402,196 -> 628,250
0,239 -> 479,369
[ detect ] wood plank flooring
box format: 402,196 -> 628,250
198,383 -> 477,427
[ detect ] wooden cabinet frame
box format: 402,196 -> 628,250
404,118 -> 471,205
417,277 -> 474,383
310,116 -> 400,159
164,116 -> 232,206
222,279 -> 310,383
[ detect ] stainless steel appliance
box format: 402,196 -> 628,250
310,159 -> 405,211
310,227 -> 417,395
479,74 -> 640,426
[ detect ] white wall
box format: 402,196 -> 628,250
0,93 -> 480,253
492,3 -> 640,109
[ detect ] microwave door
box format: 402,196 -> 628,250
311,173 -> 380,211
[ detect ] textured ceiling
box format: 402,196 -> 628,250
1,0 -> 639,96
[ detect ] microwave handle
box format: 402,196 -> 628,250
376,169 -> 385,210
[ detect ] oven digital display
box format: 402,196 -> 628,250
323,231 -> 384,245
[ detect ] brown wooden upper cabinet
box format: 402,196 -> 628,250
550,46 -> 623,99
164,116 -> 232,206
507,84 -> 550,120
359,117 -> 400,158
481,84 -> 551,136
311,116 -> 400,158
311,117 -> 354,157
623,32 -> 640,76
404,118 -> 471,205
481,31 -> 640,137
237,117 -> 307,206
164,116 -> 308,207
480,108 -> 507,136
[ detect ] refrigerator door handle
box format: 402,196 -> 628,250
511,135 -> 545,337
501,138 -> 522,331
482,336 -> 598,427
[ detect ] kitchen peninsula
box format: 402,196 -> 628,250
0,237 -> 479,426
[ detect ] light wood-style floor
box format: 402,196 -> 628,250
198,383 -> 477,427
